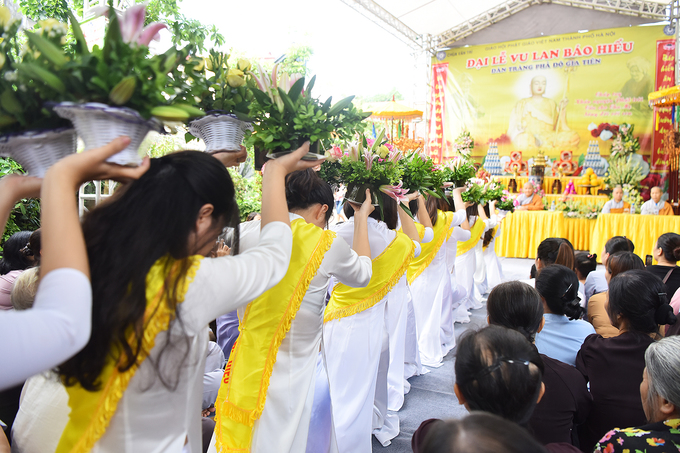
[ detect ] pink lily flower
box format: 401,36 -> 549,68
348,144 -> 359,162
379,183 -> 409,204
92,4 -> 166,46
364,152 -> 378,171
387,150 -> 403,163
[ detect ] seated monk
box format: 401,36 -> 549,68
601,186 -> 630,214
641,186 -> 674,216
515,182 -> 544,211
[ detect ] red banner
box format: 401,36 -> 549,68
652,39 -> 675,173
428,63 -> 448,164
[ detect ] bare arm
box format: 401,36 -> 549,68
477,203 -> 489,222
399,202 -> 420,242
0,175 -> 41,236
260,142 -> 324,228
417,194 -> 433,228
350,189 -> 374,258
451,187 -> 465,212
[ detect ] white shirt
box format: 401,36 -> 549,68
641,199 -> 666,215
93,221 -> 293,453
0,268 -> 91,390
336,217 -> 421,260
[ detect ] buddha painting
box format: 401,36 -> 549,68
507,75 -> 580,151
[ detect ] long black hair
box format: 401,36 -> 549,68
535,264 -> 584,320
426,193 -> 449,226
0,231 -> 33,275
536,237 -> 575,270
608,269 -> 676,336
343,190 -> 399,230
58,151 -> 240,390
285,169 -> 334,224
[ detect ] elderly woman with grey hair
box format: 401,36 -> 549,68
593,335 -> 680,452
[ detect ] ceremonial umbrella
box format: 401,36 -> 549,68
367,97 -> 423,143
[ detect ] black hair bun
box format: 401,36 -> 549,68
654,303 -> 677,326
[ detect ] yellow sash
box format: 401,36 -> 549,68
482,226 -> 499,251
214,219 -> 335,452
324,231 -> 415,322
457,218 -> 485,256
56,255 -> 203,453
407,210 -> 452,285
445,211 -> 456,240
399,222 -> 425,240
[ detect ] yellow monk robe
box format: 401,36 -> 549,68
214,219 -> 335,452
660,201 -> 675,216
57,255 -> 203,453
407,210 -> 452,285
609,202 -> 630,214
524,194 -> 544,210
324,231 -> 415,322
456,219 -> 485,256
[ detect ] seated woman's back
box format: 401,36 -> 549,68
534,265 -> 594,366
576,269 -> 677,451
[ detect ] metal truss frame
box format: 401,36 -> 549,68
432,0 -> 669,51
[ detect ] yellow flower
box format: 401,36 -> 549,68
0,6 -> 12,28
0,53 -> 5,71
189,57 -> 204,72
38,18 -> 61,29
226,68 -> 245,88
377,145 -> 389,159
237,59 -> 251,72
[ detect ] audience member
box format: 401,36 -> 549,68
418,413 -> 549,453
587,252 -> 644,338
486,281 -> 592,446
593,336 -> 680,452
576,269 -> 677,451
574,252 -> 597,307
584,236 -> 634,303
0,231 -> 33,310
534,265 -> 595,366
647,232 -> 680,299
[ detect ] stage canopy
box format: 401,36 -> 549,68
340,0 -> 670,52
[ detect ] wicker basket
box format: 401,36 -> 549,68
0,128 -> 77,177
189,113 -> 253,153
54,102 -> 162,166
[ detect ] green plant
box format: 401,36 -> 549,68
481,180 -> 504,203
461,181 -> 483,203
442,156 -> 476,187
246,65 -> 369,152
399,151 -> 439,197
605,155 -> 645,187
228,168 -> 262,221
0,157 -> 40,249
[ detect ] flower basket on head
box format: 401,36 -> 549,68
15,5 -> 203,165
189,113 -> 254,153
318,130 -> 407,218
0,128 -> 76,177
183,51 -> 255,153
246,64 -> 369,163
54,103 -> 162,165
399,150 -> 441,198
461,179 -> 486,204
442,156 -> 476,188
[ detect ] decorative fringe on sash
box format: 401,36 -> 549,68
407,211 -> 453,285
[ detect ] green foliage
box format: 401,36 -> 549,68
605,155 -> 645,187
481,181 -> 504,203
247,73 -> 370,152
19,0 -> 73,21
228,168 -> 261,221
441,158 -> 476,187
461,182 -> 483,203
0,157 -> 40,249
278,44 -> 313,77
399,151 -> 437,196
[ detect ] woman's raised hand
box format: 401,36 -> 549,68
266,142 -> 325,175
48,137 -> 150,189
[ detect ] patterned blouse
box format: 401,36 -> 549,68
593,419 -> 680,452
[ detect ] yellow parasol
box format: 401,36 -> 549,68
367,97 -> 423,144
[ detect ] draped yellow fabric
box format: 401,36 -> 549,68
214,219 -> 335,452
495,211 -> 595,258
407,210 -> 451,285
445,211 -> 456,240
456,218 -> 485,256
56,255 -> 203,453
590,214 -> 680,263
324,232 -> 415,323
400,222 -> 425,241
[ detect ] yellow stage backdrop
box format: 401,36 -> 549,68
429,25 -> 669,164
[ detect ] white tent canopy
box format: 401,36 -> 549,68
341,0 -> 671,52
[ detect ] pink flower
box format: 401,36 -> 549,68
379,183 -> 409,204
93,4 -> 166,46
364,152 -> 378,171
329,145 -> 343,159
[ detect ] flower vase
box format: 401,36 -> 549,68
54,102 -> 163,166
0,128 -> 77,177
266,141 -> 324,161
345,182 -> 380,206
189,113 -> 253,153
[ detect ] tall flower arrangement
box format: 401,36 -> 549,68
442,156 -> 476,187
399,150 -> 440,197
609,123 -> 640,159
453,130 -> 474,159
246,65 -> 369,155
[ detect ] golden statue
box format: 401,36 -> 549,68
507,75 -> 580,151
